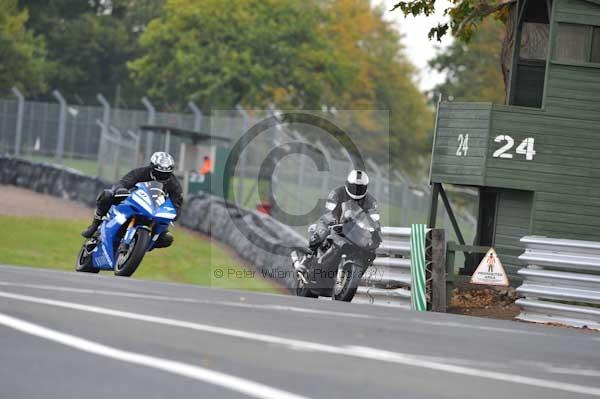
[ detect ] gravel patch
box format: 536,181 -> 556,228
0,185 -> 92,219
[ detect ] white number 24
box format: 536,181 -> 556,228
493,135 -> 536,161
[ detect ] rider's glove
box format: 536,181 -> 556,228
114,187 -> 129,197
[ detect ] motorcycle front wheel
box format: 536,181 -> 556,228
75,243 -> 99,273
295,273 -> 319,298
114,229 -> 150,277
333,263 -> 363,302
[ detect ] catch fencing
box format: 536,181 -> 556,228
0,88 -> 476,234
516,236 -> 600,330
355,227 -> 412,307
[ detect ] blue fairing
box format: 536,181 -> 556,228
91,182 -> 177,270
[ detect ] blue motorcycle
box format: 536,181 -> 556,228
76,181 -> 177,277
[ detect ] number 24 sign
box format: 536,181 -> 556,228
456,134 -> 536,161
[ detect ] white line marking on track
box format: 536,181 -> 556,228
1,290 -> 600,396
0,280 -> 558,338
0,312 -> 309,399
0,281 -> 375,320
346,346 -> 600,396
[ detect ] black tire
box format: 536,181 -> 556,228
76,244 -> 99,273
333,263 -> 364,302
114,229 -> 151,277
295,274 -> 319,298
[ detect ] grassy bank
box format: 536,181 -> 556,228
0,215 -> 279,293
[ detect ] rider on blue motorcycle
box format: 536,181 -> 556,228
294,169 -> 379,273
81,152 -> 183,249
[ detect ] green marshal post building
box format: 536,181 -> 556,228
430,0 -> 600,277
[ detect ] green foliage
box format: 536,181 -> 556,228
0,0 -> 50,95
429,18 -> 505,103
392,0 -> 513,42
18,0 -> 164,104
6,0 -> 432,168
130,0 -> 432,168
129,0 -> 335,110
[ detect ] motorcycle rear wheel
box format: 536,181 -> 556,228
333,263 -> 363,302
114,229 -> 150,277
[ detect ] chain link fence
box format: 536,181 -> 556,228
0,88 -> 477,241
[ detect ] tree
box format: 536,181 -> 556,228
129,0 -> 340,111
0,0 -> 50,96
18,0 -> 162,104
130,0 -> 432,168
429,17 -> 505,103
391,0 -> 514,42
323,0 -> 433,166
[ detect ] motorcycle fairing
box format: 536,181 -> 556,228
90,182 -> 176,270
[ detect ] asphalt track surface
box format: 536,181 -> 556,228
0,264 -> 599,399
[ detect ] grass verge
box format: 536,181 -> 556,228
0,215 -> 280,293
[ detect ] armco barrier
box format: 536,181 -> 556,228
516,236 -> 600,330
354,227 -> 413,308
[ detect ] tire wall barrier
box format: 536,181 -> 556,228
179,194 -> 307,291
0,156 -> 107,207
0,156 -> 306,291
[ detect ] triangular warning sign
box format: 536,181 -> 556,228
470,248 -> 509,286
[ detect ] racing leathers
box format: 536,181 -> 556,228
307,186 -> 379,254
81,166 -> 183,245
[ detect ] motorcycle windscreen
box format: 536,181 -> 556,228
340,201 -> 379,249
145,181 -> 167,209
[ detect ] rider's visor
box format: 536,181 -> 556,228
153,169 -> 172,182
346,182 -> 367,197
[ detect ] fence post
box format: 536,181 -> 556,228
188,101 -> 202,132
316,141 -> 331,198
394,171 -> 408,225
11,87 -> 24,157
128,129 -> 141,159
142,97 -> 155,160
367,158 -> 383,201
429,228 -> 447,312
110,126 -> 123,181
235,105 -> 249,207
96,94 -> 110,179
52,90 -> 67,163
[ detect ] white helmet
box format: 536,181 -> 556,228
150,151 -> 175,182
345,170 -> 369,200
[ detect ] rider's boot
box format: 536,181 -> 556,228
81,212 -> 103,238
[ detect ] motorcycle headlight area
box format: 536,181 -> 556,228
132,192 -> 153,214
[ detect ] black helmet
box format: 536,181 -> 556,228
345,170 -> 369,200
150,151 -> 175,182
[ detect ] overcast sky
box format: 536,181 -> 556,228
373,0 -> 454,91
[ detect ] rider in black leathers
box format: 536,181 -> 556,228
81,152 -> 183,248
295,170 -> 379,272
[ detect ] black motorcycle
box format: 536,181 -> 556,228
292,201 -> 381,301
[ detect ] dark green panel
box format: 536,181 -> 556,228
494,190 -> 534,276
533,220 -> 600,239
556,11 -> 600,25
429,0 -> 600,273
430,102 -> 491,184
